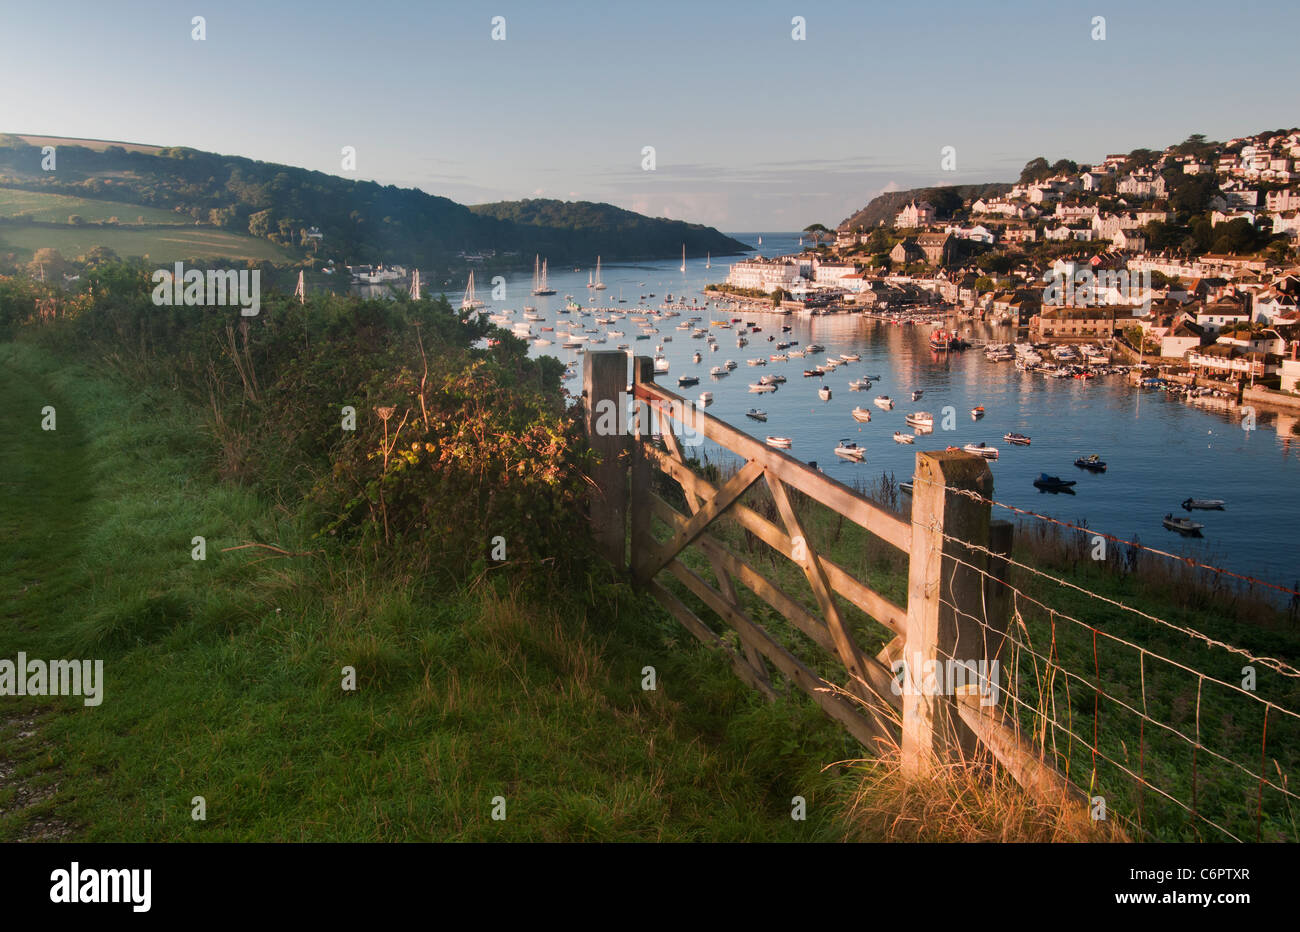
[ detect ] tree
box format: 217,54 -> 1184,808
1126,148 -> 1159,170
803,223 -> 831,243
79,246 -> 120,269
248,209 -> 274,238
26,247 -> 69,281
1211,218 -> 1264,255
1019,158 -> 1051,184
928,187 -> 964,219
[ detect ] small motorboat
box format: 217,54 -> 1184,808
1163,514 -> 1204,536
766,436 -> 793,449
746,409 -> 768,421
911,390 -> 924,401
874,395 -> 895,410
905,412 -> 933,429
749,382 -> 777,393
1074,454 -> 1107,473
698,391 -> 713,406
678,375 -> 700,387
840,353 -> 861,362
893,432 -> 915,444
710,365 -> 726,376
1182,498 -> 1225,511
724,359 -> 737,370
693,352 -> 702,363
818,386 -> 832,401
849,378 -> 871,391
899,481 -> 914,495
1033,474 -> 1077,493
804,368 -> 824,377
1004,432 -> 1031,446
654,355 -> 670,373
963,442 -> 999,459
748,358 -> 767,367
971,406 -> 985,420
834,439 -> 866,460
851,407 -> 872,423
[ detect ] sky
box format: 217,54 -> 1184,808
2,0 -> 1298,231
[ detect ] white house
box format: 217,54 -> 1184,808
895,201 -> 936,228
1112,229 -> 1147,252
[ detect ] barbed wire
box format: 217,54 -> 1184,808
917,474 -> 1300,599
909,487 -> 1299,842
909,473 -> 1300,678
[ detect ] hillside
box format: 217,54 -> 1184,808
0,134 -> 748,269
838,183 -> 1012,230
471,198 -> 743,259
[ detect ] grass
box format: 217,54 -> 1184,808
0,340 -> 862,842
0,223 -> 295,264
0,186 -> 187,225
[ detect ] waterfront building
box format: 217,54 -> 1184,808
726,257 -> 803,293
1029,306 -> 1128,341
1186,344 -> 1279,380
1281,353 -> 1300,393
1160,320 -> 1207,358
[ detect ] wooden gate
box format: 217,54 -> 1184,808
584,351 -> 1083,796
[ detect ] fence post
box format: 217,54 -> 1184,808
583,351 -> 630,570
901,450 -> 994,776
629,356 -> 654,583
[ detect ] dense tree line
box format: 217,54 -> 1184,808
0,139 -> 746,268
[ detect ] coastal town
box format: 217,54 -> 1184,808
712,129 -> 1300,409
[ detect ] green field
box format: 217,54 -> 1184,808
0,186 -> 186,225
0,223 -> 295,264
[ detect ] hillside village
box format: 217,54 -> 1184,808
719,129 -> 1300,398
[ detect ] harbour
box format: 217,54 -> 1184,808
492,232 -> 1300,592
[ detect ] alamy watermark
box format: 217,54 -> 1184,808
152,262 -> 260,316
0,653 -> 103,706
590,393 -> 704,446
50,862 -> 150,912
891,655 -> 1000,707
1041,267 -> 1152,313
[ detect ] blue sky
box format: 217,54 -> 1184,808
2,0 -> 1297,230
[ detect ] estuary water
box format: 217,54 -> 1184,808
497,232 -> 1300,593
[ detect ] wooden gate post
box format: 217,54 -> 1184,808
629,356 -> 655,583
901,450 -> 994,776
583,351 -> 630,569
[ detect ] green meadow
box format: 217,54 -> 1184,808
0,186 -> 186,225
0,222 -> 296,264
0,339 -> 856,841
